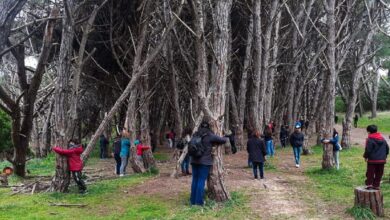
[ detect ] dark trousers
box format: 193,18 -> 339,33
190,164 -> 211,206
252,162 -> 264,179
181,156 -> 190,173
281,138 -> 287,148
114,154 -> 122,175
100,147 -> 106,159
72,171 -> 87,192
365,163 -> 385,188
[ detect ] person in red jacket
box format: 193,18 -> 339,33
53,139 -> 87,194
134,139 -> 150,161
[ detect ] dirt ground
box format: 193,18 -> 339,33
85,126 -> 380,219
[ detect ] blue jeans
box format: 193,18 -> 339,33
293,146 -> 302,165
248,158 -> 253,168
266,140 -> 274,157
181,156 -> 190,173
190,164 -> 211,205
252,162 -> 264,179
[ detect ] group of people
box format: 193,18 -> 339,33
52,116 -> 388,206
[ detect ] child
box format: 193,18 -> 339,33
263,126 -> 274,157
134,140 -> 151,161
112,135 -> 122,175
364,125 -> 389,190
247,130 -> 267,179
52,139 -> 87,194
120,131 -> 131,177
290,122 -> 304,168
322,128 -> 341,170
280,125 -> 288,148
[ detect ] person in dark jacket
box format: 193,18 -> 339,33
290,122 -> 304,168
247,130 -> 267,179
224,128 -> 237,154
112,135 -> 122,175
52,139 -> 87,194
280,125 -> 288,148
190,120 -> 226,206
322,128 -> 341,170
354,115 -> 359,128
363,125 -> 389,190
99,134 -> 109,159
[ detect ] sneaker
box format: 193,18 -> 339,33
120,174 -> 124,177
365,185 -> 373,190
295,164 -> 300,168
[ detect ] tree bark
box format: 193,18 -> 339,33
354,186 -> 384,217
51,0 -> 75,191
206,0 -> 232,203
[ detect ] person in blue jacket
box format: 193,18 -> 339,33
120,131 -> 131,177
322,128 -> 341,170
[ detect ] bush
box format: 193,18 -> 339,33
335,96 -> 346,113
0,110 -> 12,153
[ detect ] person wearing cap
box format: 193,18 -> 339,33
119,131 -> 131,177
52,139 -> 87,194
289,122 -> 304,168
190,120 -> 226,206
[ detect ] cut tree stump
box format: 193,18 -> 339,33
354,186 -> 384,217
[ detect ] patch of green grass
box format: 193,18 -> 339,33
305,146 -> 390,217
358,112 -> 390,134
154,152 -> 169,162
347,206 -> 376,220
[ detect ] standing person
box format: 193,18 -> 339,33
190,120 -> 226,206
99,134 -> 109,159
334,115 -> 339,124
177,128 -> 192,175
354,114 -> 359,128
52,139 -> 87,194
167,129 -> 176,148
224,128 -> 237,154
280,125 -> 288,148
150,131 -> 157,152
363,125 -> 389,190
263,126 -> 274,157
290,122 -> 304,168
112,135 -> 122,175
247,130 -> 267,179
119,131 -> 131,177
322,128 -> 341,170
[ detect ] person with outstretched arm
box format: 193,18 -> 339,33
52,139 -> 87,194
190,120 -> 226,206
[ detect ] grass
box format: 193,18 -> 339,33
304,145 -> 390,217
358,112 -> 390,134
347,206 -> 376,220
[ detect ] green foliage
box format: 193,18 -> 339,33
346,206 -> 376,220
357,112 -> 390,133
0,110 -> 12,153
335,96 -> 346,113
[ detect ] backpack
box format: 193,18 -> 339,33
188,132 -> 208,158
176,139 -> 186,150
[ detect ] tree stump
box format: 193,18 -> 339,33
354,186 -> 384,217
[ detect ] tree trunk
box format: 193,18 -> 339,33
51,0 -> 75,192
236,16 -> 253,150
206,0 -> 232,203
354,186 -> 384,217
249,0 -> 262,131
371,61 -> 379,119
322,0 -> 337,169
41,100 -> 54,157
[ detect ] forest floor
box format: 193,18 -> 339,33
2,114 -> 390,219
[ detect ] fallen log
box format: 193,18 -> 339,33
354,186 -> 384,217
49,203 -> 87,208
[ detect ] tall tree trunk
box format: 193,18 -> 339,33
51,0 -> 75,191
236,17 -> 253,150
322,0 -> 337,169
41,100 -> 54,157
371,60 -> 379,119
249,0 -> 262,131
206,0 -> 232,202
